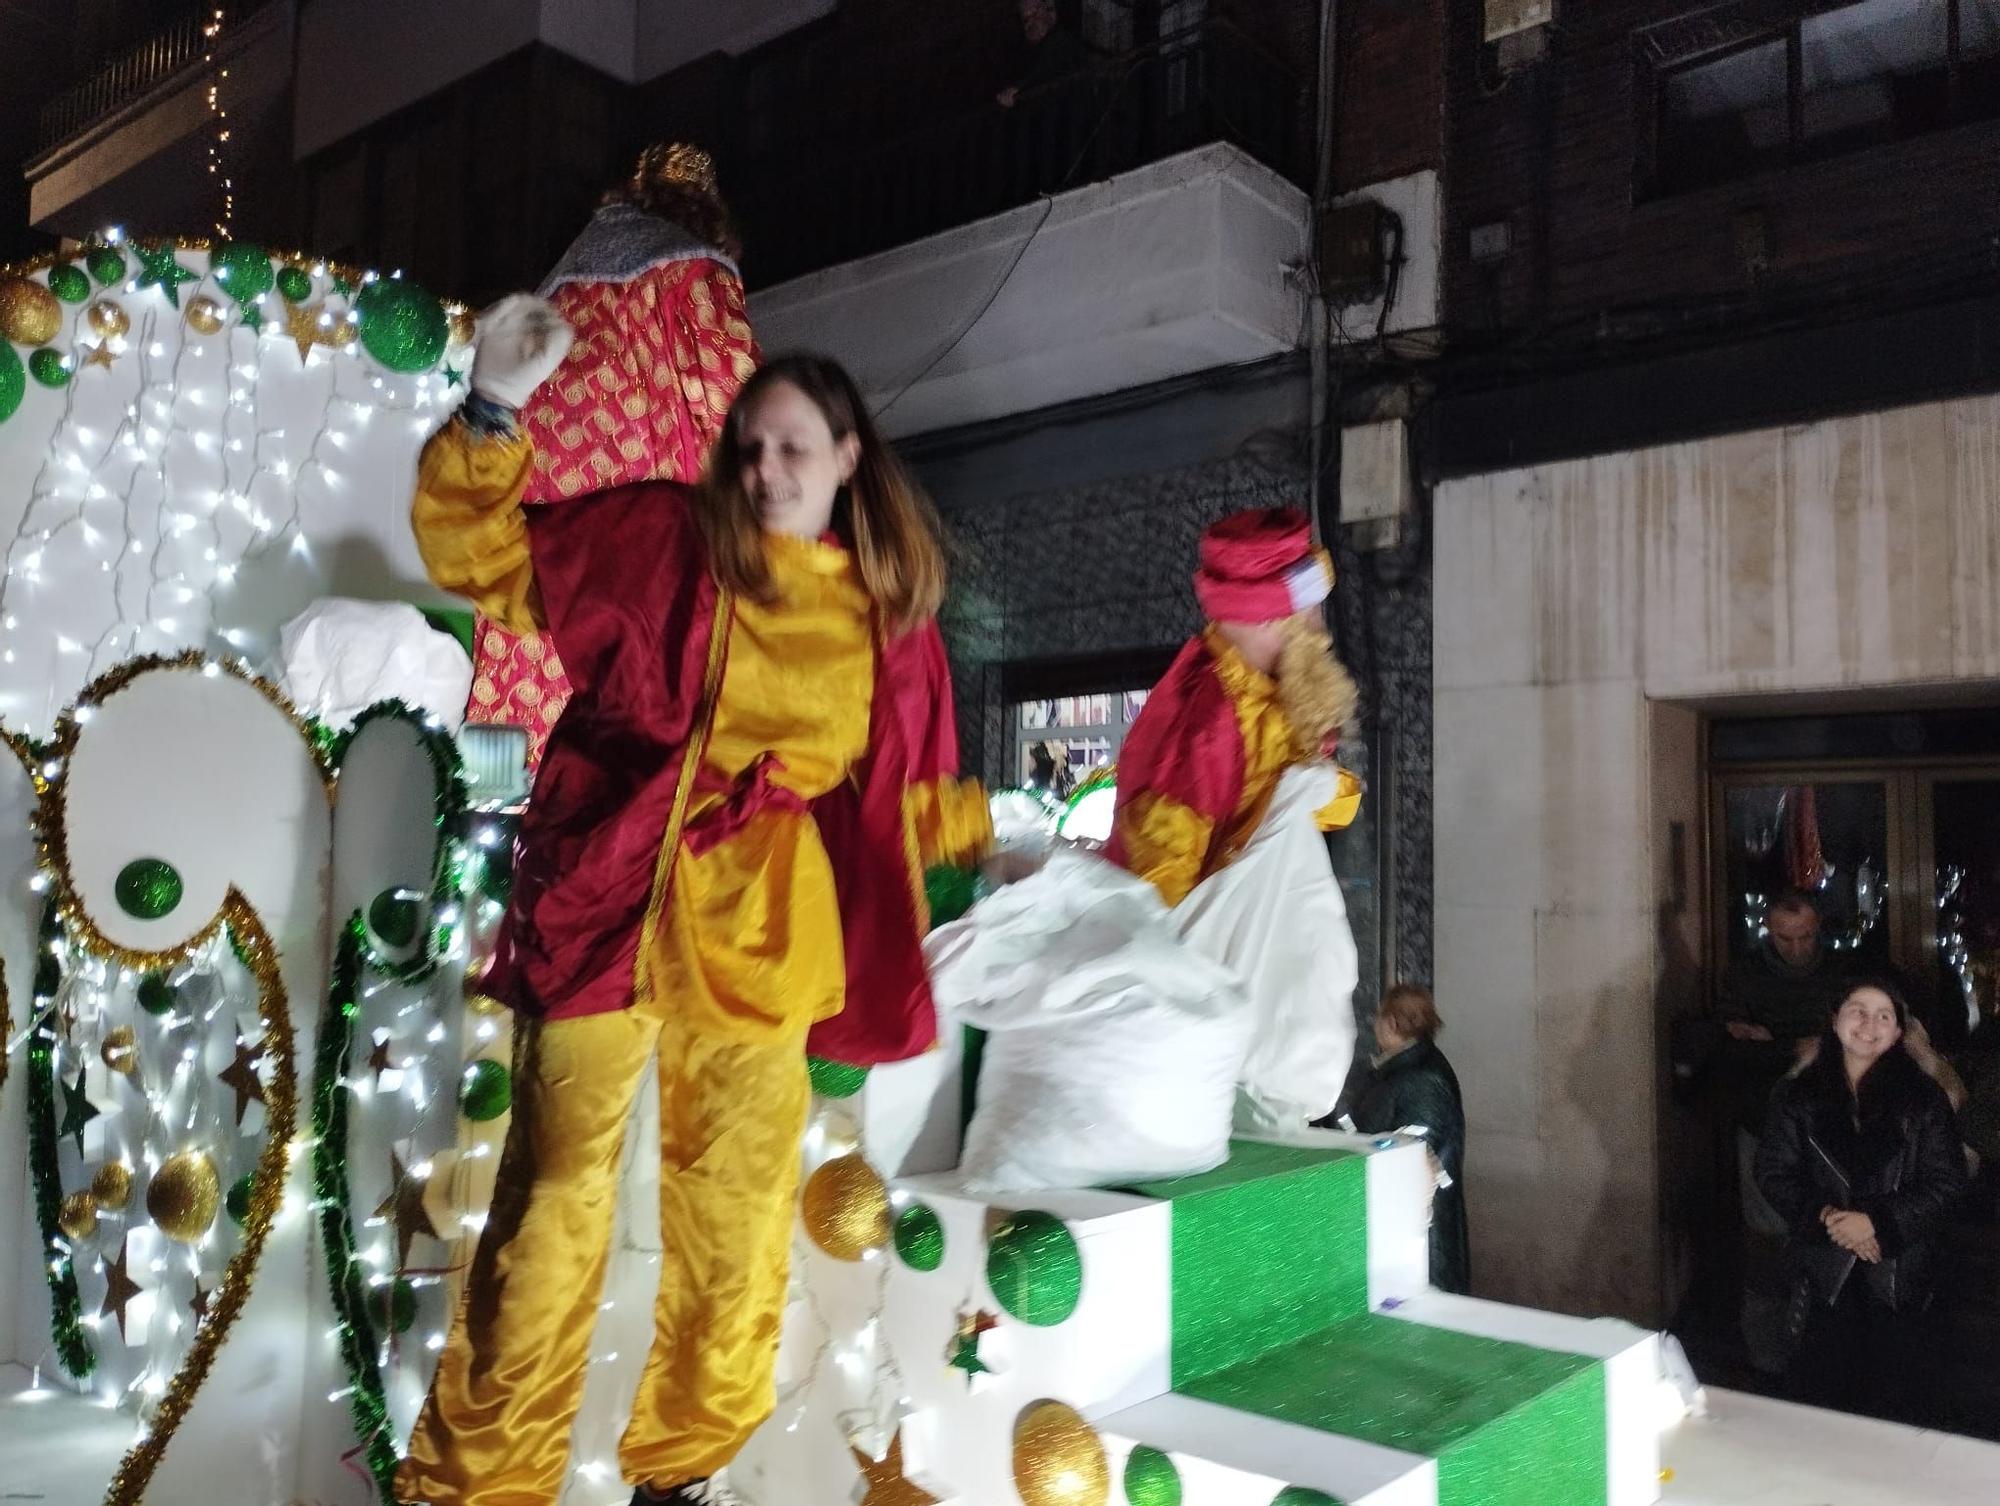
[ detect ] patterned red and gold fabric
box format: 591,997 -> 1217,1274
467,257 -> 759,766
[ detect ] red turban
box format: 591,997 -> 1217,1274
1193,507 -> 1334,623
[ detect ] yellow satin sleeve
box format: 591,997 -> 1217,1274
410,419 -> 544,636
1316,767 -> 1364,832
1114,790 -> 1215,909
904,775 -> 995,871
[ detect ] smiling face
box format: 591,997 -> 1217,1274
733,378 -> 859,539
1833,985 -> 1903,1072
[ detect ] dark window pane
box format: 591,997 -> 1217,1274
1721,782 -> 1891,970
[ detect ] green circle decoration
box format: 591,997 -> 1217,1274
1270,1491 -> 1338,1506
924,864 -> 980,930
46,263 -> 90,303
893,1202 -> 946,1272
114,857 -> 183,920
225,1171 -> 255,1226
29,348 -> 70,387
366,1277 -> 419,1335
0,343 -> 23,424
354,278 -> 448,373
86,247 -> 126,286
276,264 -> 313,303
211,243 -> 274,304
987,1210 -> 1082,1326
137,973 -> 179,1016
1124,1446 -> 1182,1506
460,1059 -> 512,1122
368,888 -> 422,949
808,1056 -> 869,1100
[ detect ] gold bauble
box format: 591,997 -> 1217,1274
58,1191 -> 100,1242
146,1149 -> 222,1243
87,299 -> 130,340
800,1153 -> 891,1262
185,294 -> 226,335
101,1025 -> 139,1076
1011,1401 -> 1109,1506
92,1160 -> 135,1211
0,276 -> 61,345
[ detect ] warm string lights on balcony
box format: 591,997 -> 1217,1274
201,8 -> 233,242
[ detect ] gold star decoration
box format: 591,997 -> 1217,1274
79,340 -> 118,371
100,1239 -> 143,1341
284,300 -> 329,363
366,1033 -> 396,1084
372,1151 -> 440,1273
851,1429 -> 942,1506
219,1039 -> 267,1126
189,1281 -> 213,1329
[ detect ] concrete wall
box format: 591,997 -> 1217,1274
1433,389 -> 2000,1321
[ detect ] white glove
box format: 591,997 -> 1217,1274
469,293 -> 574,410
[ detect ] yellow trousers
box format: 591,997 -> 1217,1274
394,997 -> 811,1505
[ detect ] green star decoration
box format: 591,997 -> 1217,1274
132,240 -> 199,308
60,1069 -> 100,1154
444,362 -> 466,388
945,1308 -> 997,1384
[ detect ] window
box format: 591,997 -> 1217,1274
1008,689 -> 1151,796
1649,0 -> 2000,195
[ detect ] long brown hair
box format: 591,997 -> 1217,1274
694,354 -> 948,629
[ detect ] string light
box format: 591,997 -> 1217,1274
202,8 -> 233,240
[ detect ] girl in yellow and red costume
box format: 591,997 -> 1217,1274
394,325 -> 989,1506
1109,506 -> 1363,905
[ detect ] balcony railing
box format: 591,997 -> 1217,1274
733,19 -> 1303,289
35,4 -> 273,154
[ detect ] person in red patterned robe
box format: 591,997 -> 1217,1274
470,143 -> 762,767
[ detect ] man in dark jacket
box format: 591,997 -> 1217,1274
1350,983 -> 1470,1294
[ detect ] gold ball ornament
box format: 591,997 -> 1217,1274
92,1160 -> 135,1211
58,1191 -> 100,1242
1012,1401 -> 1110,1506
0,275 -> 62,345
87,299 -> 130,341
185,294 -> 226,335
146,1149 -> 222,1243
800,1153 -> 891,1261
100,1025 -> 139,1076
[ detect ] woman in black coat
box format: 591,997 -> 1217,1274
1754,975 -> 1965,1421
1350,983 -> 1471,1294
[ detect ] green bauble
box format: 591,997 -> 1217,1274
924,864 -> 980,929
137,973 -> 179,1016
46,262 -> 90,303
225,1171 -> 256,1226
807,1056 -> 869,1100
1124,1447 -> 1182,1506
211,243 -> 274,305
893,1202 -> 946,1272
987,1210 -> 1082,1327
29,348 -> 71,387
368,888 -> 422,949
1269,1492 -> 1338,1506
276,264 -> 313,303
0,343 -> 22,425
86,247 -> 126,286
460,1059 -> 512,1121
354,278 -> 448,373
114,857 -> 183,919
365,1277 -> 418,1335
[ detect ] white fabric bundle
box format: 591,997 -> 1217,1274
927,764 -> 1360,1192
278,598 -> 474,732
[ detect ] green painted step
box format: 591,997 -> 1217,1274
1129,1141 -> 1370,1385
1180,1313 -> 1608,1506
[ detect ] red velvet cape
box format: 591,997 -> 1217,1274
479,479 -> 960,1064
1104,634 -> 1248,872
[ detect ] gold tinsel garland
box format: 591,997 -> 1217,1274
104,898 -> 297,1506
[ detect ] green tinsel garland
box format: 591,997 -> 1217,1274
310,701 -> 471,1502
26,904 -> 94,1378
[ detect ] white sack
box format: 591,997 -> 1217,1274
278,598 -> 474,732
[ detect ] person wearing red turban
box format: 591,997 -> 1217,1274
1107,507 -> 1362,907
